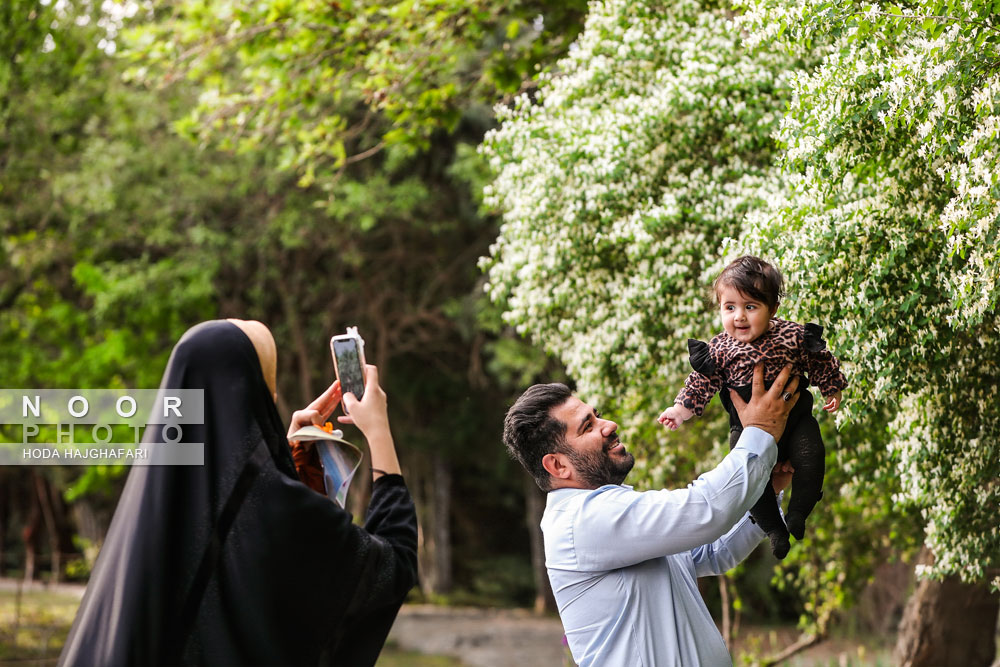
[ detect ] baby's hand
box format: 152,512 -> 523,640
657,405 -> 692,431
822,390 -> 843,413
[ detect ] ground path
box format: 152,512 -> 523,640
387,605 -> 568,667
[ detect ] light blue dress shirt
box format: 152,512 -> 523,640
541,427 -> 777,666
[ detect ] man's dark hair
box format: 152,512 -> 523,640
713,255 -> 785,310
503,383 -> 573,492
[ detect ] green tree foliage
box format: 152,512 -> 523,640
2,0 -> 225,395
3,0 -> 585,601
125,0 -> 587,185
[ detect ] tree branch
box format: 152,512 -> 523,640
760,633 -> 824,667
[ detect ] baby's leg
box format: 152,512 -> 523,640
730,428 -> 790,559
784,415 -> 825,540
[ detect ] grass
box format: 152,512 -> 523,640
377,642 -> 465,666
0,588 -> 79,663
0,587 -> 466,666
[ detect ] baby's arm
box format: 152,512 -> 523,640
661,368 -> 723,430
658,405 -> 694,430
802,323 -> 847,412
661,339 -> 725,430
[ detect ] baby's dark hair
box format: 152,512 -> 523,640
713,255 -> 785,310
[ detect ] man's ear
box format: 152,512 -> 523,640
542,452 -> 573,482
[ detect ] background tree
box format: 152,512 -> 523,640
2,0 -> 587,608
1,0 -> 221,576
117,0 -> 590,602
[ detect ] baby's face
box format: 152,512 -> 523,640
718,285 -> 772,343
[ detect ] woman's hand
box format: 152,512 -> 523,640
338,365 -> 401,478
822,390 -> 842,413
337,365 -> 389,437
287,381 -> 343,446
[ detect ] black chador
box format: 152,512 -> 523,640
60,321 -> 417,666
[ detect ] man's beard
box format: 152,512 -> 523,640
564,433 -> 635,488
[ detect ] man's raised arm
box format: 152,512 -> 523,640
570,365 -> 800,571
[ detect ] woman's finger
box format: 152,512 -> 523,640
306,381 -> 343,419
363,364 -> 379,390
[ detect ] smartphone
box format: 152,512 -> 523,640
330,327 -> 366,411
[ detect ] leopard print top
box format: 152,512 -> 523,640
674,318 -> 847,416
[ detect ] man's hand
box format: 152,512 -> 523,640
729,363 -> 800,442
771,461 -> 795,494
657,405 -> 693,430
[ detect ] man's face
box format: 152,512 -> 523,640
550,396 -> 634,488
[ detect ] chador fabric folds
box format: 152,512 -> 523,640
59,320 -> 418,666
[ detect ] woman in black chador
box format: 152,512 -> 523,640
59,319 -> 417,666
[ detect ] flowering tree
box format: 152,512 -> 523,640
482,0 -> 798,468
733,2 -> 1000,660
483,0 -> 999,658
734,0 -> 1000,584
481,0 -> 894,638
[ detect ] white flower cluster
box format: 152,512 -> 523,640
480,0 -> 799,466
483,0 -> 999,586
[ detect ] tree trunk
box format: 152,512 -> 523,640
419,452 -> 452,596
277,278 -> 314,407
719,575 -> 732,649
35,473 -> 61,582
524,475 -> 556,614
71,499 -> 104,568
0,470 -> 9,576
895,564 -> 999,667
22,472 -> 41,582
431,452 -> 452,594
415,452 -> 453,596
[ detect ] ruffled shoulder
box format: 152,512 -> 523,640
803,323 -> 827,353
687,338 -> 716,376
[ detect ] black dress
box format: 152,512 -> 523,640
59,320 -> 418,666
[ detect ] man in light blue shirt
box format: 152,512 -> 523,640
503,364 -> 800,666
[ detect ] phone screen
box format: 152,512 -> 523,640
333,338 -> 365,401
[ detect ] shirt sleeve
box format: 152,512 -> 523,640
691,489 -> 786,577
674,369 -> 724,416
571,428 -> 777,571
348,474 -> 419,615
321,475 -> 419,665
801,326 -> 848,397
690,512 -> 764,577
674,338 -> 725,416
